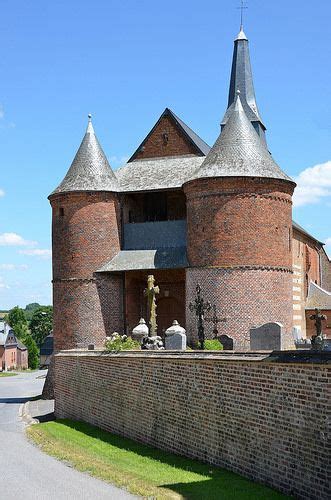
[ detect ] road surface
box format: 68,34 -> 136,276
0,371 -> 135,499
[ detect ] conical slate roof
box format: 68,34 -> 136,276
190,95 -> 294,183
51,116 -> 119,195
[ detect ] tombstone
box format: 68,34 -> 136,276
219,334 -> 234,350
132,318 -> 149,342
165,320 -> 187,350
250,322 -> 282,351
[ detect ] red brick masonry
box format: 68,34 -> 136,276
55,351 -> 330,500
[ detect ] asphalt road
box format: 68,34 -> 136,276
0,371 -> 135,500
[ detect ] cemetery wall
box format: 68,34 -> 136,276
55,351 -> 330,500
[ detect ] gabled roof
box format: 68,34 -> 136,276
189,95 -> 294,183
306,282 -> 331,310
0,330 -> 18,347
50,116 -> 119,196
17,339 -> 27,350
292,221 -> 324,246
168,109 -> 211,156
128,108 -> 210,162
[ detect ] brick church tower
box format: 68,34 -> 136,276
49,116 -> 122,352
184,26 -> 296,349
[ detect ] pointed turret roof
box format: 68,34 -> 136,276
51,115 -> 119,195
190,94 -> 293,183
221,26 -> 265,135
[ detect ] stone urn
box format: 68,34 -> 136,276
165,320 -> 187,350
132,318 -> 149,342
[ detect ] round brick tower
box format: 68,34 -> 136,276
49,116 -> 122,352
184,95 -> 296,350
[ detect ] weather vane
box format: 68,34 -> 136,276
237,0 -> 248,28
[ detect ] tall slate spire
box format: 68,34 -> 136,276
51,115 -> 119,195
221,26 -> 266,142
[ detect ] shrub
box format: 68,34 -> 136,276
105,333 -> 140,352
204,339 -> 223,350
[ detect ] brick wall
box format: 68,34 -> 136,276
320,248 -> 331,292
132,114 -> 200,160
50,191 -> 122,350
185,267 -> 294,350
55,351 -> 330,500
185,177 -> 294,268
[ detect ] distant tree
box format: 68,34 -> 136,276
6,306 -> 28,331
24,303 -> 41,321
25,303 -> 40,311
14,322 -> 30,340
22,333 -> 39,369
30,306 -> 53,347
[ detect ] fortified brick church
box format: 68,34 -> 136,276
49,25 -> 331,353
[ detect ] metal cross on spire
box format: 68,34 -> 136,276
237,0 -> 248,29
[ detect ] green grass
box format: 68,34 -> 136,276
0,372 -> 17,377
28,420 -> 291,499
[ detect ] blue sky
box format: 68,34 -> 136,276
0,0 -> 330,309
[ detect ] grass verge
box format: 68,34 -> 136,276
28,419 -> 291,499
0,372 -> 17,377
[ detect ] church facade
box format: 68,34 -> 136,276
50,26 -> 331,352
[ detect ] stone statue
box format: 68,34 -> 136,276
141,335 -> 164,350
310,308 -> 327,338
144,275 -> 159,337
310,308 -> 327,350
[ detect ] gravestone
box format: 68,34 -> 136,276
165,320 -> 187,350
250,322 -> 282,350
219,334 -> 234,350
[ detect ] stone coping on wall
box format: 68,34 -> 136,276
55,349 -> 331,364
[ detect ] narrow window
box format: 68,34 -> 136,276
59,207 -> 64,217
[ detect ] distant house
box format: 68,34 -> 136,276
40,332 -> 53,368
0,322 -> 28,371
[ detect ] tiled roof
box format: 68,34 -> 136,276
189,95 -> 294,183
168,109 -> 211,156
116,155 -> 204,192
292,221 -> 324,246
17,340 -> 27,350
98,247 -> 188,272
51,117 -> 119,195
306,282 -> 331,310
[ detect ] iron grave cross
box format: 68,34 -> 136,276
189,283 -> 211,350
205,304 -> 227,338
144,274 -> 160,337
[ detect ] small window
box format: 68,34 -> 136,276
59,207 -> 64,217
